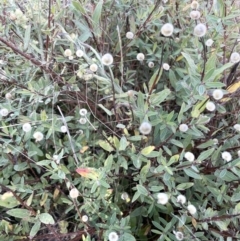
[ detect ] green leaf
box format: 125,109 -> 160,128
170,139 -> 183,148
231,193 -> 240,202
178,102 -> 186,123
136,185 -> 148,196
23,25 -> 31,51
197,148 -> 215,162
39,213 -> 55,224
119,136 -> 129,151
181,52 -> 197,75
123,233 -> 136,241
98,104 -> 112,116
6,209 -> 32,219
104,155 -> 113,172
209,63 -> 233,82
150,89 -> 171,106
148,68 -> 163,91
98,140 -> 114,152
140,160 -> 150,182
29,220 -> 41,238
141,146 -> 155,156
184,168 -> 202,179
71,1 -> 86,14
176,182 -> 194,190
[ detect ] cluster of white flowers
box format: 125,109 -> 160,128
90,63 -> 98,72
190,10 -> 200,20
212,89 -> 224,100
137,53 -> 145,61
127,90 -> 135,97
148,62 -> 154,68
101,53 -> 113,66
121,192 -> 130,202
0,108 -> 9,117
206,101 -> 216,111
162,63 -> 170,70
79,118 -> 87,124
194,23 -> 207,37
76,49 -> 84,57
174,231 -> 184,241
69,188 -> 79,199
179,124 -> 188,132
5,93 -> 12,100
60,125 -> 67,133
33,131 -> 44,142
176,194 -> 186,204
157,193 -> 169,205
184,152 -> 195,162
187,204 -> 197,215
139,121 -> 152,135
53,155 -> 60,164
108,231 -> 119,241
234,124 -> 240,131
205,38 -> 214,47
221,151 -> 232,162
230,52 -> 240,63
161,23 -> 174,36
22,123 -> 32,133
79,108 -> 88,116
126,31 -> 134,39
191,1 -> 199,9
64,49 -> 73,59
81,215 -> 88,222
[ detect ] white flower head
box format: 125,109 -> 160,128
206,101 -> 216,111
0,108 -> 9,117
221,151 -> 232,162
101,53 -> 113,66
126,31 -> 134,39
163,0 -> 168,3
68,55 -> 74,60
191,1 -> 199,9
60,125 -> 67,133
238,150 -> 240,157
148,61 -> 154,68
184,152 -> 195,162
22,123 -> 32,133
139,121 -> 152,135
53,155 -> 60,164
230,52 -> 240,63
212,89 -> 224,100
174,231 -> 184,241
79,108 -> 88,116
33,131 -> 44,142
187,204 -> 197,215
79,118 -> 87,124
5,93 -> 12,100
127,90 -> 135,97
194,23 -> 207,37
234,124 -> 240,131
69,188 -> 79,199
137,53 -> 145,61
213,138 -> 218,145
76,49 -> 84,57
64,49 -> 72,57
205,38 -> 214,47
161,23 -> 174,36
177,194 -> 186,204
82,215 -> 88,222
179,124 -> 188,132
90,63 -> 98,72
121,192 -> 130,202
157,193 -> 169,205
108,231 -> 119,241
162,63 -> 170,70
190,10 -> 201,20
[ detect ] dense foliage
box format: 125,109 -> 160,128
0,0 -> 240,240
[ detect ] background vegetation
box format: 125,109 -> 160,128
0,0 -> 240,240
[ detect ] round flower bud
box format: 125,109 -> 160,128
53,155 -> 60,164
90,63 -> 98,72
205,38 -> 214,47
126,31 -> 134,39
79,118 -> 87,124
179,124 -> 188,132
221,151 -> 232,162
213,138 -> 218,145
79,108 -> 88,116
238,150 -> 240,157
139,121 -> 152,135
212,89 -> 224,100
33,131 -> 44,142
230,52 -> 240,63
22,123 -> 32,133
5,93 -> 12,100
82,215 -> 88,222
76,49 -> 84,57
127,90 -> 135,97
137,53 -> 145,61
148,61 -> 154,68
191,1 -> 199,9
177,194 -> 186,204
157,193 -> 169,205
206,101 -> 216,111
162,63 -> 170,70
64,49 -> 72,57
161,23 -> 174,36
101,53 -> 113,66
108,231 -> 119,241
69,188 -> 79,199
190,10 -> 201,20
68,56 -> 74,60
234,124 -> 240,131
60,125 -> 67,133
184,152 -> 195,162
121,192 -> 130,201
187,204 -> 197,215
174,231 -> 184,241
0,108 -> 9,117
194,23 -> 207,37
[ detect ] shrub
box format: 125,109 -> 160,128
0,0 -> 240,240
